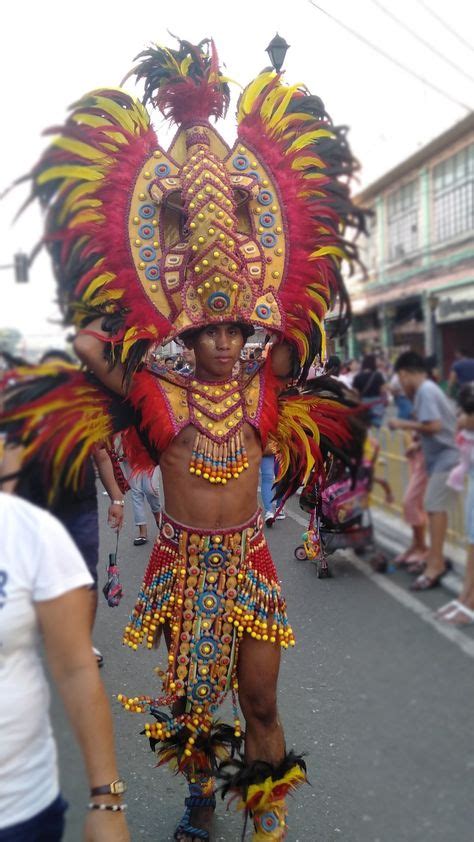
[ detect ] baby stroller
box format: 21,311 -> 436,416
294,436 -> 390,578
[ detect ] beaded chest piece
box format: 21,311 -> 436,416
154,368 -> 264,483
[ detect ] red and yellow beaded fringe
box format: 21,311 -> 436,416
189,428 -> 249,483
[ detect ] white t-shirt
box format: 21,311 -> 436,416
0,493 -> 93,829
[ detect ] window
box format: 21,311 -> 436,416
357,208 -> 378,276
386,180 -> 419,261
433,143 -> 474,243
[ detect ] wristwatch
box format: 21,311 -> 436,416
90,779 -> 127,797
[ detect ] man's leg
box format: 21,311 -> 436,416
412,471 -> 453,587
237,632 -> 284,764
426,510 -> 448,576
261,455 -> 276,524
233,633 -> 306,839
460,545 -> 474,607
129,476 -> 148,543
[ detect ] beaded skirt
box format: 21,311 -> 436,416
119,511 -> 294,751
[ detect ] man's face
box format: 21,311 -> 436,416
165,358 -> 174,370
397,369 -> 416,397
191,324 -> 245,380
182,348 -> 195,365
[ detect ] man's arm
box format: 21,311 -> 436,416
389,418 -> 442,435
36,588 -> 130,841
447,368 -> 458,397
74,318 -> 127,396
93,445 -> 125,531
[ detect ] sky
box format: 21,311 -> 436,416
0,0 -> 473,348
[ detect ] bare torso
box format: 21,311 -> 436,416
160,421 -> 262,528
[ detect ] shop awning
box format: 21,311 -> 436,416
436,287 -> 474,323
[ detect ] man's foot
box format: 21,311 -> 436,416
174,787 -> 215,841
133,536 -> 148,546
411,564 -> 450,591
436,600 -> 474,625
265,511 -> 275,528
275,508 -> 286,520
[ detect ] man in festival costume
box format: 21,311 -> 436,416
1,38 -> 366,840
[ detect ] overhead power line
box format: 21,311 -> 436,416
371,0 -> 474,84
307,1 -> 472,112
415,0 -> 474,55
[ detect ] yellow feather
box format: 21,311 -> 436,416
68,210 -> 104,227
272,112 -> 314,136
52,136 -> 108,161
291,155 -> 326,171
88,96 -> 137,133
238,72 -> 275,119
310,245 -> 346,260
267,84 -> 305,129
36,165 -> 104,185
57,182 -> 100,223
287,128 -> 335,153
83,272 -> 115,300
180,55 -> 193,75
70,112 -> 111,128
92,288 -> 123,305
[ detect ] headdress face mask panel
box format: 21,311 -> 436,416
128,124 -> 286,342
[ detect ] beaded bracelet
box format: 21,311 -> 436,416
88,803 -> 127,812
111,499 -> 125,506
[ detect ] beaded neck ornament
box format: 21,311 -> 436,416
187,377 -> 249,482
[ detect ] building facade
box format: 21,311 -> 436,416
346,112 -> 474,378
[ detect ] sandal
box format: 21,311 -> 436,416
437,601 -> 474,625
435,599 -> 459,617
174,784 -> 216,841
406,558 -> 427,575
92,646 -> 104,668
411,564 -> 451,591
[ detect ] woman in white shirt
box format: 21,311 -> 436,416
0,492 -> 129,842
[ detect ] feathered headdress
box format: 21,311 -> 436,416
18,37 -> 365,379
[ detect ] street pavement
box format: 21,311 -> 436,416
52,490 -> 474,842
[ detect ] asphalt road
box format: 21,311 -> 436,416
52,490 -> 474,842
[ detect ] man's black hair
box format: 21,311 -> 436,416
164,356 -> 174,364
457,347 -> 470,357
326,354 -> 341,375
458,383 -> 474,414
39,348 -> 74,364
394,351 -> 426,373
361,353 -> 377,371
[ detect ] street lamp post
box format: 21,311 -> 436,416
0,251 -> 30,283
265,34 -> 290,72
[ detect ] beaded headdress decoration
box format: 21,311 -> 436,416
24,37 -> 361,382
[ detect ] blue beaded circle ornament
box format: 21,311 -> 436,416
207,291 -> 230,312
203,547 -> 227,569
154,162 -> 170,177
259,212 -> 275,229
233,155 -> 249,171
138,203 -> 155,219
261,233 -> 277,249
145,265 -> 160,281
256,303 -> 272,320
258,189 -> 273,206
258,812 -> 280,833
138,223 -> 154,240
139,246 -> 157,263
